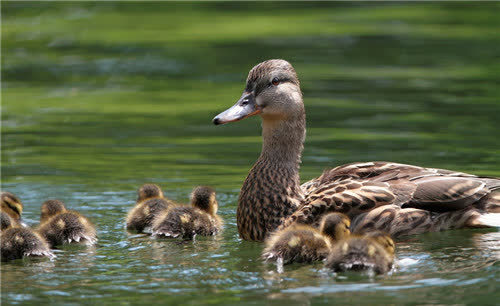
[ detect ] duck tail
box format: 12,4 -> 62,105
475,213 -> 500,227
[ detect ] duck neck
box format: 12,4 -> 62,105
237,112 -> 306,241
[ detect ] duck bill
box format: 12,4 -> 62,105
213,92 -> 261,125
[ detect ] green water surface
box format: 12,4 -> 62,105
1,2 -> 499,305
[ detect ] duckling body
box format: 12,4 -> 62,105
1,212 -> 54,261
126,184 -> 171,233
213,59 -> 500,241
262,212 -> 350,264
37,200 -> 97,247
127,198 -> 171,233
325,234 -> 394,275
152,186 -> 222,239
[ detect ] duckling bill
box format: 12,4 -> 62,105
152,186 -> 223,240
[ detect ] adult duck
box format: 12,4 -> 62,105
213,59 -> 500,242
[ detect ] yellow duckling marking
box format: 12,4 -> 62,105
143,206 -> 150,215
367,244 -> 376,257
313,232 -> 324,240
342,242 -> 349,254
287,235 -> 301,247
56,219 -> 66,229
79,217 -> 88,225
180,214 -> 191,224
14,235 -> 24,244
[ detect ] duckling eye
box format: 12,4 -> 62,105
271,77 -> 280,86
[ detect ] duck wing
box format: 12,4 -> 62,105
290,162 -> 499,229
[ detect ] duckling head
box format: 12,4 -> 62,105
363,230 -> 395,256
1,211 -> 14,231
1,191 -> 23,221
137,184 -> 164,203
213,59 -> 303,125
190,186 -> 217,215
320,212 -> 351,241
40,199 -> 67,223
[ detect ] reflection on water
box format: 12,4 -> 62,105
2,2 -> 500,305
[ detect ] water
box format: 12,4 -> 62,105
2,2 -> 500,305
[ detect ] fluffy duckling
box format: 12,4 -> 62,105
136,184 -> 164,204
37,200 -> 97,247
1,191 -> 24,226
1,212 -> 54,261
363,230 -> 396,258
126,184 -> 171,233
1,211 -> 15,231
325,230 -> 395,275
152,186 -> 222,239
262,212 -> 351,264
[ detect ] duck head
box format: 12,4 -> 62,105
191,186 -> 218,215
137,184 -> 164,203
213,59 -> 303,125
320,212 -> 351,241
1,192 -> 23,221
40,199 -> 67,223
363,230 -> 395,256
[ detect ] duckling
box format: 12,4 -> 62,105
362,230 -> 396,258
136,184 -> 164,204
1,212 -> 54,261
1,191 -> 24,225
126,184 -> 171,233
325,231 -> 395,275
152,186 -> 222,239
262,212 -> 351,264
37,200 -> 97,247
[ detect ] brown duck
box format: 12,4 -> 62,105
213,59 -> 500,242
262,212 -> 350,264
151,186 -> 223,239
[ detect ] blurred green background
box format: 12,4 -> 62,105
1,2 -> 499,305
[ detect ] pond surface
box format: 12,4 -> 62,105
1,2 -> 499,305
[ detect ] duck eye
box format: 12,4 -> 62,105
271,77 -> 280,86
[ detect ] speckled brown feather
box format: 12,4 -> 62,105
350,204 -> 491,239
282,162 -> 499,231
237,158 -> 303,241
